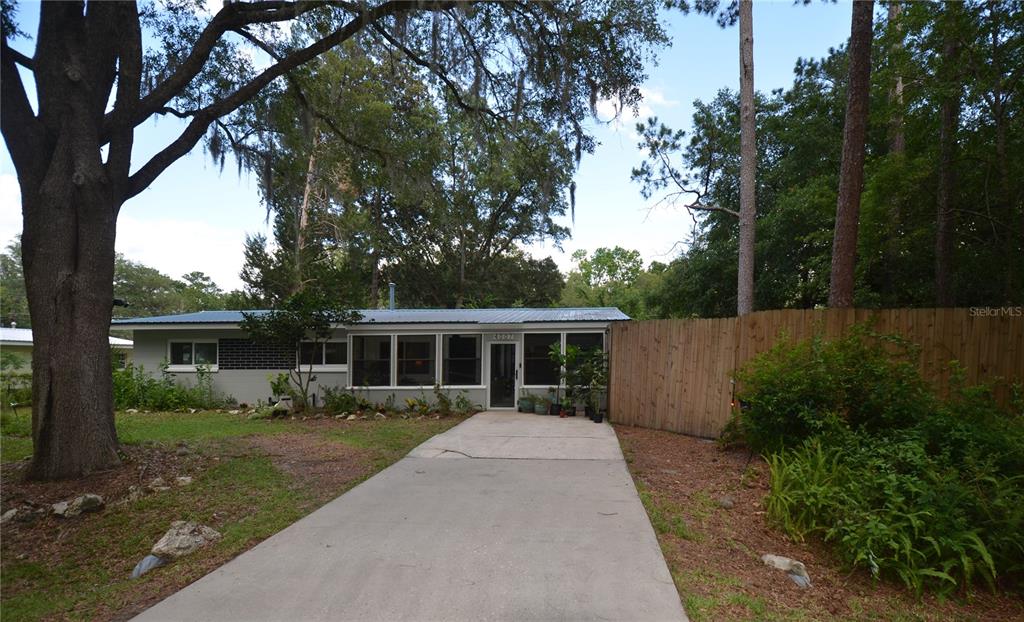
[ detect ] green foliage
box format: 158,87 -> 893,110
737,329 -> 1024,593
634,0 -> 1024,315
549,342 -> 609,411
322,387 -> 371,414
241,290 -> 361,411
112,364 -> 228,411
0,350 -> 31,406
560,247 -> 664,319
733,326 -> 932,452
404,396 -> 433,417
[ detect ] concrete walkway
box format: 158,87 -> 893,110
133,413 -> 686,622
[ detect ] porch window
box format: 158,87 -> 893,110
443,334 -> 481,385
565,332 -> 604,373
352,335 -> 391,386
523,333 -> 560,386
169,341 -> 218,369
397,335 -> 436,386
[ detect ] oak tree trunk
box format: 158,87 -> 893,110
887,2 -> 906,156
737,0 -> 757,316
828,0 -> 875,308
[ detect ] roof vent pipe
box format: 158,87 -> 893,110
388,282 -> 396,310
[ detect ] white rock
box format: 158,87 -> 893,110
52,501 -> 69,516
346,414 -> 358,421
374,412 -> 387,420
188,408 -> 197,414
151,521 -> 221,560
761,554 -> 811,587
175,476 -> 193,487
147,477 -> 171,492
125,408 -> 139,414
228,409 -> 240,415
66,494 -> 104,516
1,508 -> 17,523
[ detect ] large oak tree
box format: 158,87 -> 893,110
1,0 -> 666,479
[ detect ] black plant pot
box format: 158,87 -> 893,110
585,406 -> 595,421
548,403 -> 559,416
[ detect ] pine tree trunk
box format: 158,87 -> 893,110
737,0 -> 757,316
294,127 -> 319,294
935,19 -> 960,307
828,0 -> 875,308
887,2 -> 906,155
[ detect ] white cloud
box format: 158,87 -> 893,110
594,86 -> 679,130
117,215 -> 251,291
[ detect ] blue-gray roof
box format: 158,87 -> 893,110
112,307 -> 630,327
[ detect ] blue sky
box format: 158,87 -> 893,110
0,1 -> 853,291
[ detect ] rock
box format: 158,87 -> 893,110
66,494 -> 104,516
228,409 -> 240,415
1,508 -> 17,523
374,412 -> 387,420
716,495 -> 735,509
151,521 -> 221,560
52,501 -> 69,516
761,554 -> 811,588
346,414 -> 358,421
175,476 -> 193,487
188,408 -> 197,414
147,477 -> 171,493
131,554 -> 168,579
125,408 -> 139,414
175,445 -> 191,456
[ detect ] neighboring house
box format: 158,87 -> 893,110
112,308 -> 629,408
0,326 -> 134,368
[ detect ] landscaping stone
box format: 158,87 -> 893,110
761,553 -> 811,588
147,477 -> 171,492
175,476 -> 193,487
125,408 -> 139,413
374,412 -> 387,420
346,414 -> 358,420
228,409 -> 240,415
51,501 -> 69,516
1,508 -> 17,523
131,554 -> 168,579
716,495 -> 735,509
67,494 -> 104,516
176,445 -> 192,456
151,521 -> 222,560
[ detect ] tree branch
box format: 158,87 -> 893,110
126,1 -> 447,199
5,45 -> 33,70
0,38 -> 41,179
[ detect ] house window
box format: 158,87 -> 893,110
112,350 -> 128,369
352,335 -> 391,386
443,334 -> 481,385
523,333 -> 560,386
397,335 -> 436,386
298,340 -> 348,369
169,341 -> 218,369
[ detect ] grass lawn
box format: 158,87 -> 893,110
616,424 -> 1024,622
0,409 -> 466,621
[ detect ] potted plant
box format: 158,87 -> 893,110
518,390 -> 534,413
533,397 -> 548,415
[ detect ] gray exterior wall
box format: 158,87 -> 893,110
131,329 -> 348,406
129,323 -> 612,410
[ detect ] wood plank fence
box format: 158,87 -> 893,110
608,308 -> 1024,438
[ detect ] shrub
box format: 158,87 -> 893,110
734,326 -> 933,453
113,363 -> 228,411
322,387 -> 370,414
0,351 -> 32,406
738,327 -> 1024,593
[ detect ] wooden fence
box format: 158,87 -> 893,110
608,308 -> 1024,438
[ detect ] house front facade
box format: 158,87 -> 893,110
113,308 -> 628,409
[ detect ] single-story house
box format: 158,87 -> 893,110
112,307 -> 628,409
1,325 -> 134,368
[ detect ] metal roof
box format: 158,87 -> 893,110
111,307 -> 629,327
1,326 -> 133,347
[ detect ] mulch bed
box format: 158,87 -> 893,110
614,424 -> 1024,621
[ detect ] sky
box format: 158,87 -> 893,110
0,1 -> 853,292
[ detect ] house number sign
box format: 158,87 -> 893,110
490,333 -> 516,341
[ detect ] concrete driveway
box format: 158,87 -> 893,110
133,412 -> 686,622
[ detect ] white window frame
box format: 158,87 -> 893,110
349,334 -> 394,388
395,334 -> 438,388
166,339 -> 219,372
441,333 -> 485,389
295,338 -> 348,373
